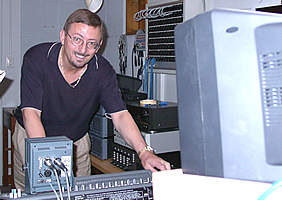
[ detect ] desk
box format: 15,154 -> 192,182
152,169 -> 275,200
2,107 -> 16,187
90,154 -> 123,174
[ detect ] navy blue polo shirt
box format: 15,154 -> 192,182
15,42 -> 126,141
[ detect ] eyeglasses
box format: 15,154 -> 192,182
65,32 -> 100,50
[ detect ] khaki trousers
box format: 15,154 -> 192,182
12,121 -> 91,191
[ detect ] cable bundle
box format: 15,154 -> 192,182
44,158 -> 72,200
142,57 -> 156,99
134,6 -> 172,21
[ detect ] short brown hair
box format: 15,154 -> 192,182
63,9 -> 105,41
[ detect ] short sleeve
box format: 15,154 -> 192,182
20,50 -> 44,111
99,68 -> 126,114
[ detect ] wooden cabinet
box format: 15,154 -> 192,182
90,155 -> 124,174
2,107 -> 16,187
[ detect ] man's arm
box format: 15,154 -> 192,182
22,108 -> 46,138
111,110 -> 171,172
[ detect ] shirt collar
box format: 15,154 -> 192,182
47,42 -> 99,70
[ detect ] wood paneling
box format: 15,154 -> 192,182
126,0 -> 147,35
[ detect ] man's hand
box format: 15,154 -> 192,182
22,108 -> 46,138
139,150 -> 171,172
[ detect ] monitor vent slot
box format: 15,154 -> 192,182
259,50 -> 282,126
37,147 -> 50,151
147,2 -> 183,65
55,146 -> 67,150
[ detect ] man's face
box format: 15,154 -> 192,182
60,23 -> 103,69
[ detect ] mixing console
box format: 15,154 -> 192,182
0,170 -> 153,200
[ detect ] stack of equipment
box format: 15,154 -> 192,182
89,106 -> 114,160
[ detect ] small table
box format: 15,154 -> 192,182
90,154 -> 123,174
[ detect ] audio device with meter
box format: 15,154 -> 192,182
112,129 -> 181,170
126,101 -> 178,132
24,136 -> 73,194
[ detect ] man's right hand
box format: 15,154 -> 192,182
22,108 -> 46,138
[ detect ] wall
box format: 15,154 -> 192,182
148,0 -> 180,7
97,0 -> 125,72
0,0 -> 21,185
184,0 -> 281,20
0,0 -> 21,107
205,0 -> 281,10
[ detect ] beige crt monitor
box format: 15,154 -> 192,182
175,8 -> 282,183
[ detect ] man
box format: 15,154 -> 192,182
13,9 -> 170,190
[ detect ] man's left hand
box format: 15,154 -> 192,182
139,151 -> 171,172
